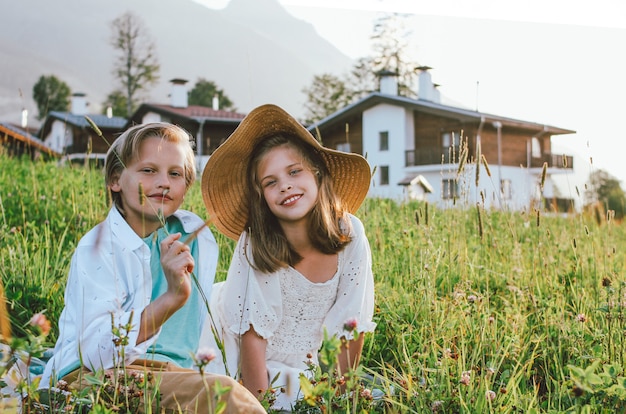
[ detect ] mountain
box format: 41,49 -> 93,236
0,0 -> 353,127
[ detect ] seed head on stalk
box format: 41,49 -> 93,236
457,146 -> 468,178
481,154 -> 491,177
475,141 -> 482,186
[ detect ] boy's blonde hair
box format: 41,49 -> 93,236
105,122 -> 196,212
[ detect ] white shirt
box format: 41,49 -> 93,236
40,207 -> 218,388
202,214 -> 375,409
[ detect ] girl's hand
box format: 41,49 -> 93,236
160,232 -> 194,302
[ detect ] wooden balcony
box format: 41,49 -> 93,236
405,146 -> 462,166
529,153 -> 574,169
405,147 -> 573,170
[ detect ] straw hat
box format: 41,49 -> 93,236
201,104 -> 372,240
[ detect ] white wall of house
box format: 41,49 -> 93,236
363,104 -> 411,199
360,101 -> 555,211
44,120 -> 72,153
412,165 -> 545,211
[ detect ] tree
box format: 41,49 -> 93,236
101,90 -> 128,118
301,13 -> 419,122
346,57 -> 378,99
109,11 -> 160,117
188,78 -> 236,111
585,169 -> 626,220
302,73 -> 354,124
369,13 -> 418,98
32,75 -> 71,120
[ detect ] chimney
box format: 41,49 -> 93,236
21,108 -> 28,128
169,78 -> 189,108
417,66 -> 441,103
71,93 -> 88,115
212,94 -> 219,111
376,69 -> 398,95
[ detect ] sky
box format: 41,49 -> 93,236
194,0 -> 626,197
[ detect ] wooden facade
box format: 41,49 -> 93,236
126,103 -> 246,157
312,96 -> 573,172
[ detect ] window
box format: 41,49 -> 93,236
379,131 -> 389,151
501,179 -> 512,200
336,142 -> 351,153
441,131 -> 459,148
531,137 -> 541,158
442,178 -> 459,199
380,165 -> 389,185
442,131 -> 461,163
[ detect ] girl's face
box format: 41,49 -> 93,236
110,136 -> 188,236
257,144 -> 319,228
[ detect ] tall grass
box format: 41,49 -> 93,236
2,152 -> 626,412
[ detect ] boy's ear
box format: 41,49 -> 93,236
109,174 -> 121,193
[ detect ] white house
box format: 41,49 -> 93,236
309,69 -> 576,212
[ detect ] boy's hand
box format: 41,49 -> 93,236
160,233 -> 194,302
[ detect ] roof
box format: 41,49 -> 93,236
398,174 -> 434,192
309,92 -> 576,136
126,103 -> 247,129
0,122 -> 60,156
38,111 -> 127,140
45,111 -> 127,129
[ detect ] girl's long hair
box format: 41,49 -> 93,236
246,135 -> 352,273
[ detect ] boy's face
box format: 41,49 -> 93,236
110,136 -> 188,237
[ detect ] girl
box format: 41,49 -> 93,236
40,122 -> 264,413
201,104 -> 376,410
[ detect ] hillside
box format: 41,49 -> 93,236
0,0 -> 353,127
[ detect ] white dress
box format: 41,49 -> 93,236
201,214 -> 376,410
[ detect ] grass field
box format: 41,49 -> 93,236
1,153 -> 625,413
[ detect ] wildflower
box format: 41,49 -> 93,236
485,389 -> 496,401
467,294 -> 477,303
488,315 -> 495,324
194,347 -> 216,369
576,313 -> 587,323
343,317 -> 358,332
460,370 -> 471,386
444,348 -> 458,360
360,388 -> 373,401
431,400 -> 443,412
29,312 -> 51,336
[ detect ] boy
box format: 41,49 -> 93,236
40,123 -> 264,413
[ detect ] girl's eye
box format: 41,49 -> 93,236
263,180 -> 276,188
170,171 -> 183,177
141,168 -> 154,174
289,169 -> 301,176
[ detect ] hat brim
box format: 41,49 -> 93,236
201,104 -> 372,240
